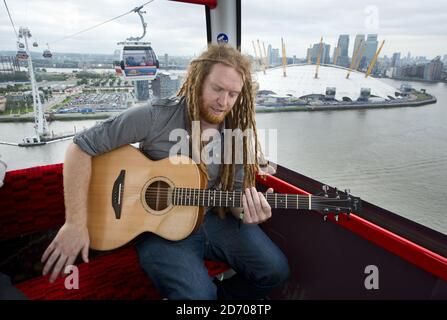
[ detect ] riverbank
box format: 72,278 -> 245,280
256,95 -> 437,112
0,111 -> 120,122
0,94 -> 437,122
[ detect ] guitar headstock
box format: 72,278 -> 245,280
315,185 -> 362,221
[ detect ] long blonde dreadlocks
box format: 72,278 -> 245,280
177,44 -> 260,218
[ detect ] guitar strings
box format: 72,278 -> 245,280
144,194 -> 352,205
146,191 -> 349,202
143,187 -> 355,210
144,187 -> 351,200
143,188 -> 352,203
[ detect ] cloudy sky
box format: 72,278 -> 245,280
1,0 -> 446,59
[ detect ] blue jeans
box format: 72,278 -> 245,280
136,211 -> 290,300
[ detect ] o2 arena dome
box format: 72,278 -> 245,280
255,64 -> 398,103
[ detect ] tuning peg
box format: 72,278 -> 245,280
334,187 -> 340,199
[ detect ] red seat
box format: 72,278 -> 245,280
15,246 -> 229,300
1,164 -> 229,300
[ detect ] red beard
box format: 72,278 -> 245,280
199,104 -> 229,124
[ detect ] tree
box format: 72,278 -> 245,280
77,78 -> 88,86
18,101 -> 26,114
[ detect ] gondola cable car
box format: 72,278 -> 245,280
43,43 -> 52,59
116,6 -> 159,81
16,50 -> 28,60
16,41 -> 28,60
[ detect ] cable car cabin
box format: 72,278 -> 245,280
118,42 -> 159,81
42,50 -> 52,59
16,50 -> 28,60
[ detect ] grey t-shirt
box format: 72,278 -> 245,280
73,96 -> 243,191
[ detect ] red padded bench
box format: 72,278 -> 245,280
0,164 -> 229,300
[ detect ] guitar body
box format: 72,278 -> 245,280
88,145 -> 206,250
86,146 -> 362,251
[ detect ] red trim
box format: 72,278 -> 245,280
256,174 -> 447,283
169,0 -> 217,9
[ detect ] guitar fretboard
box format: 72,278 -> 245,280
171,188 -> 325,210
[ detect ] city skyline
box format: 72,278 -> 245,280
1,0 -> 446,59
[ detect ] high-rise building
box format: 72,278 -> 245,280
424,56 -> 443,81
323,44 -> 331,64
352,35 -> 365,59
134,80 -> 150,101
267,44 -> 273,66
391,52 -> 401,68
151,72 -> 183,99
164,53 -> 169,69
400,64 -> 425,78
335,34 -> 350,67
310,42 -> 331,64
306,46 -> 312,63
352,34 -> 366,70
271,48 -> 280,66
338,34 -> 350,57
266,44 -> 280,66
364,34 -> 378,68
332,46 -> 340,65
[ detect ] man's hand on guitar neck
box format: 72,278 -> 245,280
241,187 -> 274,224
41,222 -> 90,283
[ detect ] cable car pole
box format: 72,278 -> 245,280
20,27 -> 48,142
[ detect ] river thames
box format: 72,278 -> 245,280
1,78 -> 446,234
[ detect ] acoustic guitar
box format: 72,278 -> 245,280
87,145 -> 361,250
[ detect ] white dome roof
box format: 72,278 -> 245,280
255,64 -> 397,101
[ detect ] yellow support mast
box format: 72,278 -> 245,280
346,39 -> 363,79
262,41 -> 268,69
281,37 -> 287,77
315,37 -> 323,79
252,40 -> 261,72
365,40 -> 385,78
257,39 -> 266,74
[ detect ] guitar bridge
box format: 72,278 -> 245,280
112,170 -> 125,219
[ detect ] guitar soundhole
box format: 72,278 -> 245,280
145,180 -> 170,211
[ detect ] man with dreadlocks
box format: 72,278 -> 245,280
41,44 -> 290,300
